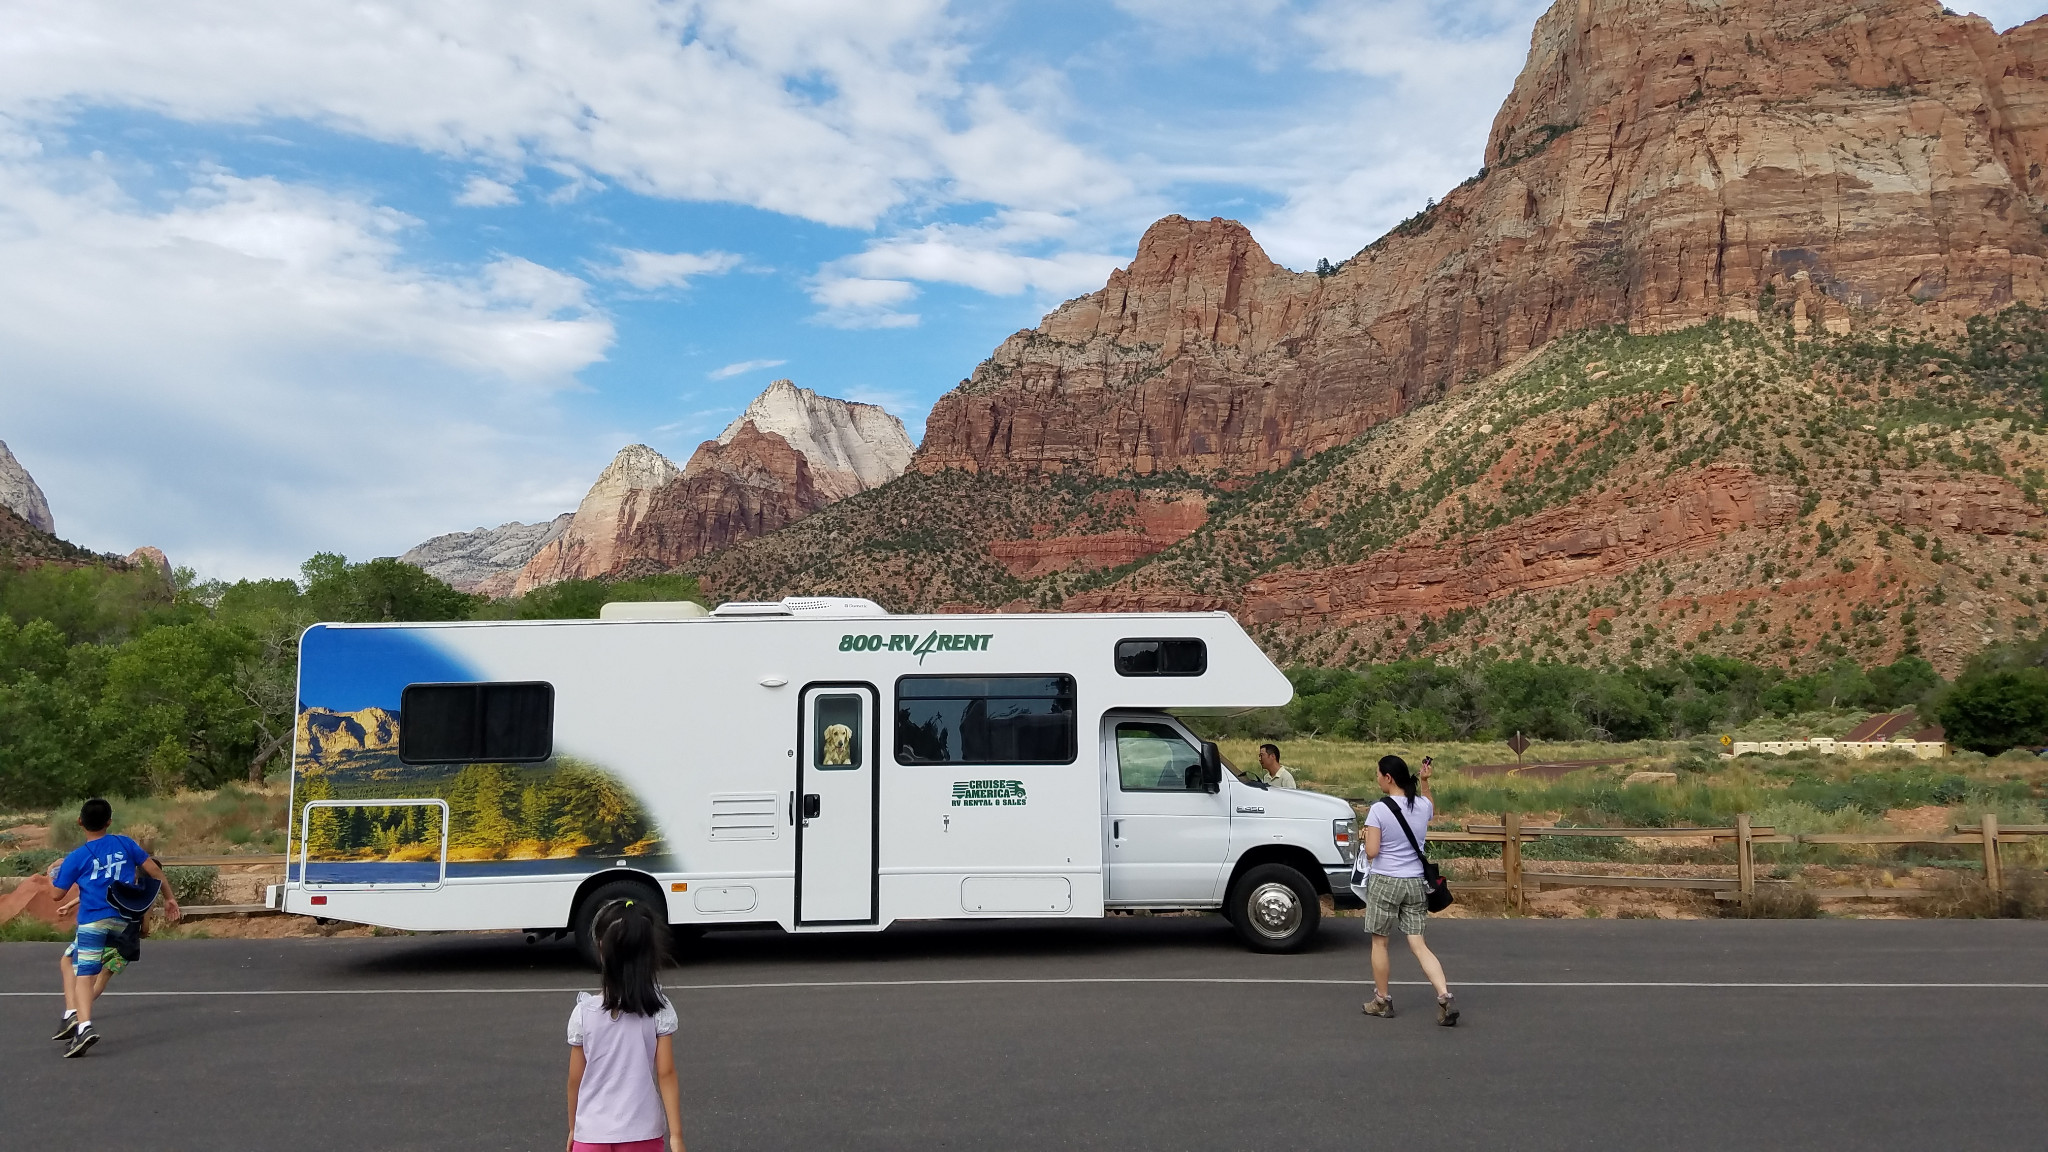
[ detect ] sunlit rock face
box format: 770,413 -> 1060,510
919,0 -> 2048,480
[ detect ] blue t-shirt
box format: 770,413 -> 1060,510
53,834 -> 148,925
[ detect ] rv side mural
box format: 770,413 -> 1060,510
290,626 -> 663,877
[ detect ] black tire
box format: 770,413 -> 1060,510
1227,863 -> 1320,953
572,877 -> 664,969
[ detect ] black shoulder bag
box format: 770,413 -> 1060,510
1381,796 -> 1454,913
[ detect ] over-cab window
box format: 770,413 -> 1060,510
399,682 -> 554,763
895,675 -> 1077,765
1115,638 -> 1206,676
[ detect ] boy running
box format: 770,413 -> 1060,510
48,797 -> 180,1057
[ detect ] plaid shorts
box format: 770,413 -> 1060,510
1361,874 -> 1430,937
65,918 -> 129,978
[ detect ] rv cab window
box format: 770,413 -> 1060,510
399,682 -> 554,764
1115,723 -> 1205,792
1114,638 -> 1206,676
895,675 -> 1077,764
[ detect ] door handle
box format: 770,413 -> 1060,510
1113,819 -> 1122,841
802,794 -> 822,820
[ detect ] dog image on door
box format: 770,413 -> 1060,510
821,723 -> 854,766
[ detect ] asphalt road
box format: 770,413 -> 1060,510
4,917 -> 2046,1150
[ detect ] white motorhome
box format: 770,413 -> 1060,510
272,599 -> 1358,957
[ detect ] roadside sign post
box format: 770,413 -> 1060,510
1720,734 -> 1733,754
1507,732 -> 1529,764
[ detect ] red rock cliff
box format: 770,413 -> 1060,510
917,0 -> 2048,479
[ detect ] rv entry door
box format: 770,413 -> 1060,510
797,683 -> 878,924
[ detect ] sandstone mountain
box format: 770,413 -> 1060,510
402,514 -> 575,596
514,445 -> 683,593
919,0 -> 2048,480
491,381 -> 911,593
694,0 -> 2048,677
722,379 -> 912,501
0,440 -> 54,535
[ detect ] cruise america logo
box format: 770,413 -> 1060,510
951,780 -> 1027,807
840,631 -> 994,664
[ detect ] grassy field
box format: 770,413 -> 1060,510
1221,737 -> 2048,872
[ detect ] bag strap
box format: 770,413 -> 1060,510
1379,795 -> 1429,862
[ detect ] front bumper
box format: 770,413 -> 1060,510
1326,865 -> 1364,908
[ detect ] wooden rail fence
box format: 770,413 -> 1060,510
1350,808 -> 2046,914
155,820 -> 2048,920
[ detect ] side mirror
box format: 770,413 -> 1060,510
1199,741 -> 1223,793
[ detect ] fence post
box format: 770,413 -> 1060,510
1736,812 -> 1754,915
1504,811 -> 1523,914
1982,813 -> 2003,899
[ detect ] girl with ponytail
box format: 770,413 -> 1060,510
566,898 -> 685,1151
1354,754 -> 1460,1026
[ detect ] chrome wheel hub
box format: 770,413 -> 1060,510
1248,882 -> 1302,938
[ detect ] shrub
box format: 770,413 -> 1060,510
0,914 -> 69,942
0,847 -> 61,876
1732,886 -> 1821,918
164,865 -> 220,906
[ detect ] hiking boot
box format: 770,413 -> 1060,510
50,1016 -> 77,1042
1361,995 -> 1395,1018
62,1023 -> 98,1058
1437,994 -> 1460,1027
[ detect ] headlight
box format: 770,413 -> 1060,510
1333,817 -> 1357,862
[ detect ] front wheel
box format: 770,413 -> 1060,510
1227,863 -> 1320,953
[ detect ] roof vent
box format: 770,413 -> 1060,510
710,597 -> 889,618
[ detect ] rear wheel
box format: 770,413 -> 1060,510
572,877 -> 664,969
1227,863 -> 1320,953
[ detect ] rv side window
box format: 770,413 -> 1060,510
1116,723 -> 1205,792
399,682 -> 554,763
1114,638 -> 1206,676
895,675 -> 1076,765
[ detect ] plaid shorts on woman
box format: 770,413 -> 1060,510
1362,873 -> 1429,937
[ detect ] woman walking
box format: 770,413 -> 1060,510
565,898 -> 686,1152
1355,754 -> 1459,1026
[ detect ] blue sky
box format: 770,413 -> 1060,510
1,0 -> 2042,579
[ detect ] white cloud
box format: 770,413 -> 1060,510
0,0 -> 1123,229
0,138 -> 612,576
810,277 -> 920,329
840,212 -> 1122,298
708,358 -> 788,379
455,174 -> 519,207
596,248 -> 744,291
1090,0 -> 1547,269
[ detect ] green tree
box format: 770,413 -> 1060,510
1935,667 -> 2048,753
300,553 -> 479,623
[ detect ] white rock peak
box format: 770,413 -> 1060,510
0,439 -> 55,534
714,379 -> 912,500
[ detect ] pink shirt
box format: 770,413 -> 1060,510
567,991 -> 677,1144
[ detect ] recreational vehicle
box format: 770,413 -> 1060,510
271,598 -> 1358,958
